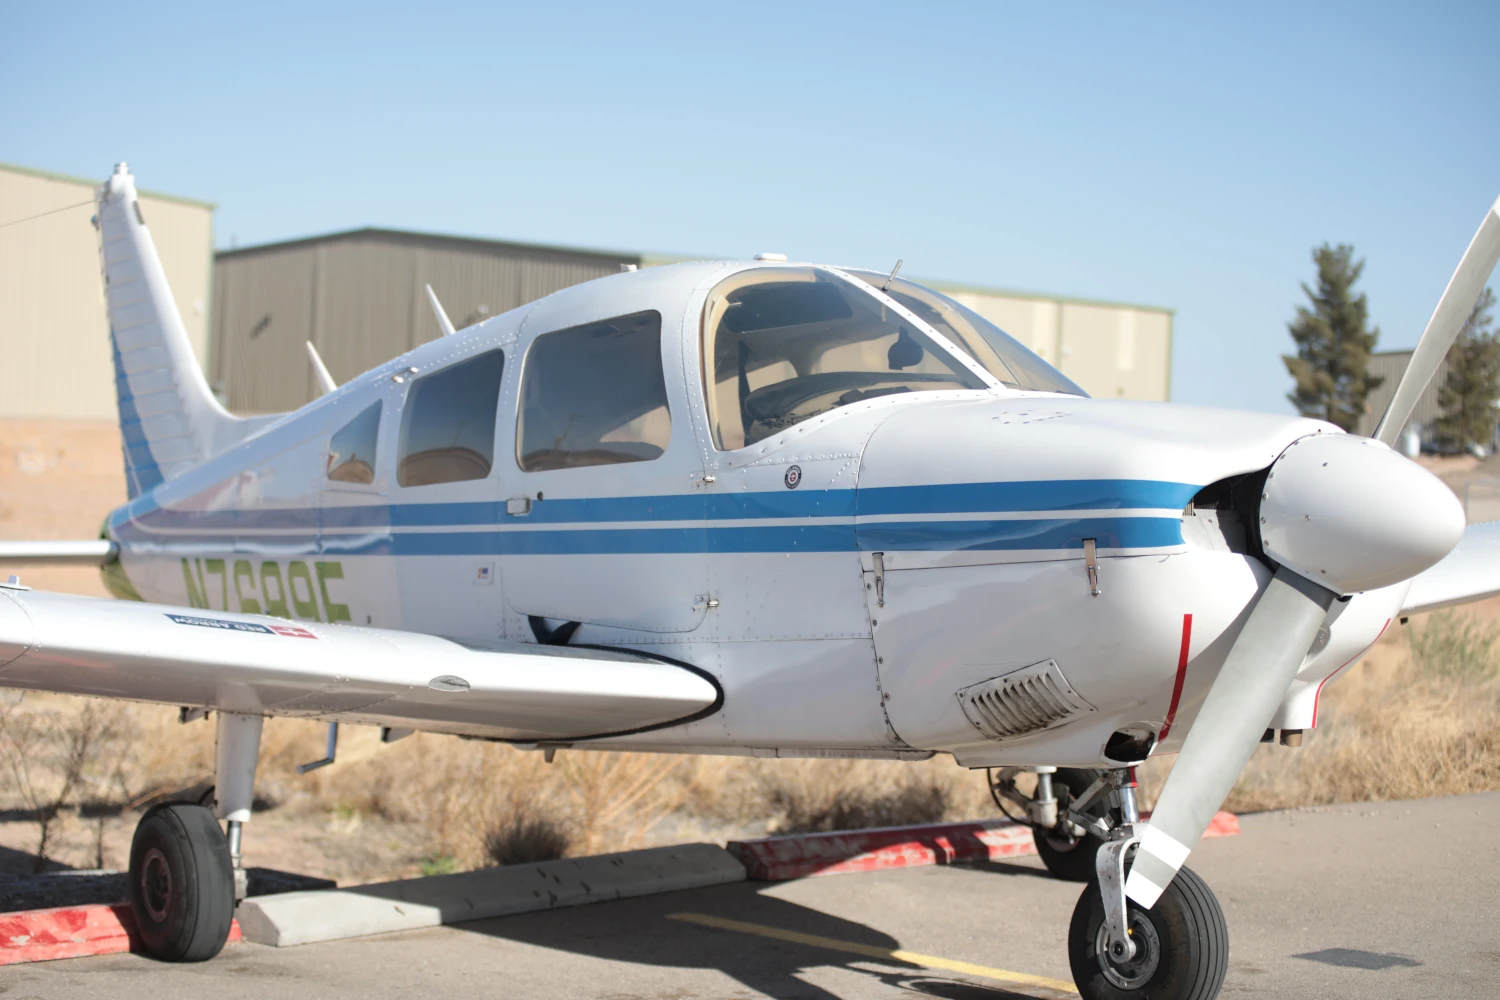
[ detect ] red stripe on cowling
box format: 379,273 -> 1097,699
1311,618 -> 1390,727
1158,613 -> 1193,741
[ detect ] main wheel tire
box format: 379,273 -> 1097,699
128,803 -> 235,962
1068,864 -> 1228,1000
1033,768 -> 1119,882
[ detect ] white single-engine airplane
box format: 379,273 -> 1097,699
3,164 -> 1499,999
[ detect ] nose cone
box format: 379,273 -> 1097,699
1261,433 -> 1465,594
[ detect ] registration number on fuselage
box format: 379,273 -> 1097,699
180,557 -> 351,623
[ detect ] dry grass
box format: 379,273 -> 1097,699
1138,607 -> 1500,814
2,603 -> 1499,880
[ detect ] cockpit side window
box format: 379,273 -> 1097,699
701,267 -> 987,450
327,401 -> 381,484
847,270 -> 1087,397
517,310 -> 671,472
397,349 -> 505,487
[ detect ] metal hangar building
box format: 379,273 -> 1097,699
213,229 -> 1175,414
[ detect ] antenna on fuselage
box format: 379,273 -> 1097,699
882,259 -> 903,291
425,283 -> 457,337
305,341 -> 337,395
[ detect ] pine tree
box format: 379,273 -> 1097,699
1435,287 -> 1499,452
1283,244 -> 1383,431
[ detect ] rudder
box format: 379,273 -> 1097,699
95,163 -> 243,498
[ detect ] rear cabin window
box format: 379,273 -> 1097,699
517,310 -> 671,472
396,349 -> 505,487
702,267 -> 986,450
327,401 -> 381,484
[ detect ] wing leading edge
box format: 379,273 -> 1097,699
1401,520 -> 1500,616
0,588 -> 719,741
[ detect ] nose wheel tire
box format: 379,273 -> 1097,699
1033,767 -> 1121,883
1068,864 -> 1228,1000
128,803 -> 236,962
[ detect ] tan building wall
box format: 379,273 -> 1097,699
934,282 -> 1173,401
0,163 -> 214,419
641,256 -> 1175,403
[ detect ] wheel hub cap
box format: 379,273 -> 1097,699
141,847 -> 173,922
1095,911 -> 1160,990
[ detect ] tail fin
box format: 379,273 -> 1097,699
96,163 -> 243,498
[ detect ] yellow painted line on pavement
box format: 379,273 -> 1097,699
666,912 -> 1078,998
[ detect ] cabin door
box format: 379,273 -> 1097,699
496,307 -> 710,635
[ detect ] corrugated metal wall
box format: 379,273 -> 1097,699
0,164 -> 214,419
1355,350 -> 1449,438
214,230 -> 638,413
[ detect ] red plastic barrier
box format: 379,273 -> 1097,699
0,902 -> 240,965
728,811 -> 1239,881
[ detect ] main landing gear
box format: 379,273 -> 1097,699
989,767 -> 1229,1000
129,712 -> 262,962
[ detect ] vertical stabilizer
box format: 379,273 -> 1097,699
97,163 -> 239,498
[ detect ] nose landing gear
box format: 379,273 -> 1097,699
1068,863 -> 1228,1000
987,766 -> 1122,882
990,767 -> 1230,999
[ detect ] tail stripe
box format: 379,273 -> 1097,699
111,341 -> 164,496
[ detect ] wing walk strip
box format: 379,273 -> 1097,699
666,912 -> 1078,998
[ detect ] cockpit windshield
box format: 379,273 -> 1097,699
702,267 -> 987,450
846,270 -> 1086,397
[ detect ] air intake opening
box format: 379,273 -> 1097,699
956,660 -> 1096,742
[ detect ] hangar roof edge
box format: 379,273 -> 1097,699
216,226 -> 644,266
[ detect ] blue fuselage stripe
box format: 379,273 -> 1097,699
119,479 -> 1198,531
111,480 -> 1198,555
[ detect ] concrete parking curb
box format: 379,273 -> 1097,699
1,814 -> 1241,962
728,811 -> 1241,880
0,903 -> 241,965
236,842 -> 746,947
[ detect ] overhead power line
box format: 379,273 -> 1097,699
0,199 -> 93,232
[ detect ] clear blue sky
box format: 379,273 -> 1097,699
4,2 -> 1497,413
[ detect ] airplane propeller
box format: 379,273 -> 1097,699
1374,196 -> 1500,447
1125,194 -> 1500,909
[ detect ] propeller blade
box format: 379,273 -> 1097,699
1125,567 -> 1334,908
1374,196 -> 1500,446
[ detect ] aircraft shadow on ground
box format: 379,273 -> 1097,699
455,878 -> 1044,1000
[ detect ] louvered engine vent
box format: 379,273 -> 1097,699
956,660 -> 1096,741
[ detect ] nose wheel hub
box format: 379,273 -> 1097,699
1094,913 -> 1161,990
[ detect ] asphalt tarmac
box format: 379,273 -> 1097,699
13,792 -> 1499,1000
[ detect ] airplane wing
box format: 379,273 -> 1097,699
0,540 -> 118,566
0,587 -> 719,741
1400,520 -> 1500,616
